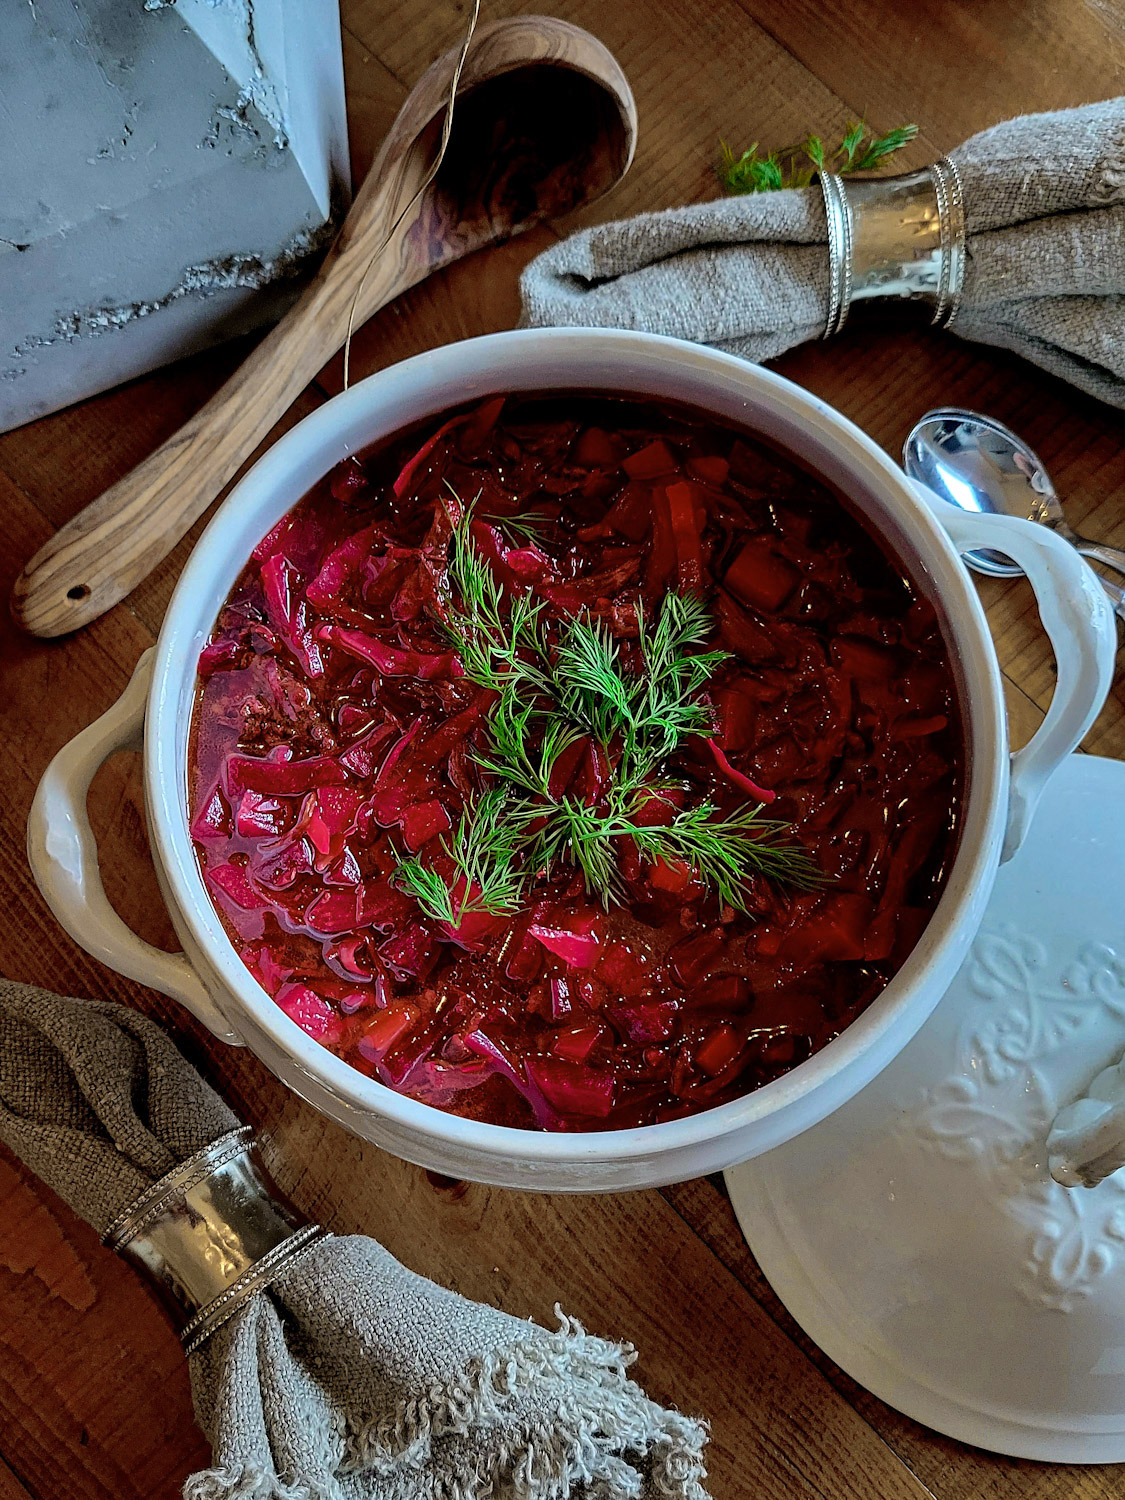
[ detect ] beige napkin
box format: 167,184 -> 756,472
0,980 -> 708,1500
520,98 -> 1125,408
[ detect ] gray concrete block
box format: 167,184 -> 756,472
0,0 -> 349,433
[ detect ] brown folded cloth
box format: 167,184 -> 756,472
0,980 -> 709,1500
520,98 -> 1125,408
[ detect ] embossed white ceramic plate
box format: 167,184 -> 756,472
727,752 -> 1125,1462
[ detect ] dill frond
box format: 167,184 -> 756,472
718,120 -> 918,195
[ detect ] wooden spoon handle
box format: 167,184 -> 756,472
10,15 -> 635,639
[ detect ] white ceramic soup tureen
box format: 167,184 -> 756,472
27,330 -> 1117,1192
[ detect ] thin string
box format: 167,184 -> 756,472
341,0 -> 482,393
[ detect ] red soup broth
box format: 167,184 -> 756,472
189,394 -> 962,1132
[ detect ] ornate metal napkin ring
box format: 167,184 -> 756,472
102,1126 -> 326,1355
819,156 -> 965,337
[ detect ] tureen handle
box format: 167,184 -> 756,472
914,489 -> 1117,862
27,650 -> 243,1046
1047,1058 -> 1125,1188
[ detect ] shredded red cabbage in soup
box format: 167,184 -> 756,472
190,395 -> 962,1131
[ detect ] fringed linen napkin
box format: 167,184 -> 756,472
0,980 -> 709,1500
521,98 -> 1125,408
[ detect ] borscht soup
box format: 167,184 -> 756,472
189,395 -> 962,1132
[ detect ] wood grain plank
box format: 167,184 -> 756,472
0,1152 -> 208,1500
732,0 -> 1125,150
0,1457 -> 35,1500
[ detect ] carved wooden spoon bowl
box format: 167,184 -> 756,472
12,16 -> 636,638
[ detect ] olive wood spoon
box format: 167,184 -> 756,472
12,16 -> 636,638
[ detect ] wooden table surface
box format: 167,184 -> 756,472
3,3 -> 1125,1496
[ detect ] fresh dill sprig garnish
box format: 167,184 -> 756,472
549,595 -> 729,782
441,486 -> 548,694
531,789 -> 821,912
534,796 -> 626,906
393,788 -> 530,926
622,595 -> 729,785
718,120 -> 918,195
392,495 -> 823,923
631,799 -> 823,909
483,508 -> 550,543
475,684 -> 585,799
552,612 -> 635,748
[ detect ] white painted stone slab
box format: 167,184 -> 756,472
0,0 -> 349,433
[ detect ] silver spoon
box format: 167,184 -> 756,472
903,407 -> 1125,617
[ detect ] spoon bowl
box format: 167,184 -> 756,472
903,408 -> 1065,577
904,407 -> 1125,619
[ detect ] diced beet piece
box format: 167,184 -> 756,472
206,862 -> 263,911
831,637 -> 902,680
694,974 -> 752,1017
622,439 -> 678,481
248,836 -> 314,891
303,785 -> 365,853
550,976 -> 575,1020
504,930 -> 544,984
525,1056 -> 614,1118
573,426 -> 621,468
665,479 -> 706,592
306,887 -> 359,936
645,486 -> 677,595
234,791 -> 288,839
223,751 -> 345,800
191,785 -> 231,843
357,1001 -> 421,1060
669,928 -> 727,988
687,454 -> 729,486
715,685 -> 757,754
600,480 -> 653,542
275,983 -> 346,1044
329,457 -> 369,504
612,1001 -> 678,1044
647,856 -> 693,895
597,940 -> 655,996
401,799 -> 451,851
725,542 -> 801,613
357,879 -> 415,931
551,1022 -> 607,1064
529,922 -> 601,969
378,922 -> 439,980
696,1023 -> 742,1077
443,907 -> 506,949
631,786 -> 682,827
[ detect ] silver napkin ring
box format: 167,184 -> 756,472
819,156 -> 965,337
102,1126 -> 326,1355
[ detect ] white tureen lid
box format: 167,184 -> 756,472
727,752 -> 1125,1462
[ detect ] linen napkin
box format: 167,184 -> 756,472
520,98 -> 1125,408
0,980 -> 709,1500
